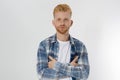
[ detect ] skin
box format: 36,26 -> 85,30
52,11 -> 73,41
48,56 -> 78,69
48,11 -> 78,69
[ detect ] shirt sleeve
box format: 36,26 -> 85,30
37,42 -> 70,80
53,44 -> 90,79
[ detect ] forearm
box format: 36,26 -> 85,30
37,62 -> 70,79
53,61 -> 90,79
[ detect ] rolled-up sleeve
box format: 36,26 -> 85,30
53,44 -> 90,79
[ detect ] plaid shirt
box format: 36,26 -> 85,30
37,34 -> 90,80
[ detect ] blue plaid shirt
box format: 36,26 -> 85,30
37,34 -> 90,80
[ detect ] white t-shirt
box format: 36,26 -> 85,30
57,39 -> 72,80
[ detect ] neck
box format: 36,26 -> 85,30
56,33 -> 69,41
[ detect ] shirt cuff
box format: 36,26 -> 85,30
53,61 -> 62,72
53,61 -> 71,76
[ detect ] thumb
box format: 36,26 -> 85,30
49,56 -> 54,61
72,56 -> 78,62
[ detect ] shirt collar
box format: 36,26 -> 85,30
51,34 -> 75,45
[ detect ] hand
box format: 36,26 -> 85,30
70,56 -> 78,66
48,56 -> 56,69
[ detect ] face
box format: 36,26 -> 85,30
52,11 -> 73,34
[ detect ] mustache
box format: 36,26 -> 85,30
59,25 -> 65,27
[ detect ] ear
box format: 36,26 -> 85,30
70,20 -> 73,26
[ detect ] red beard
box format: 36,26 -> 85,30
56,26 -> 69,34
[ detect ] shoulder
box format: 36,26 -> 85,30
72,37 -> 84,46
71,37 -> 87,49
39,35 -> 55,47
71,37 -> 87,52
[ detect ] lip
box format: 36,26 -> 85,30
59,27 -> 65,29
59,26 -> 65,28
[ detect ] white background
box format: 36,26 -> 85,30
0,0 -> 120,80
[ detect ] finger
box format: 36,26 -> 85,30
70,62 -> 78,66
48,62 -> 51,68
48,56 -> 54,61
74,63 -> 78,66
72,56 -> 79,62
48,62 -> 50,65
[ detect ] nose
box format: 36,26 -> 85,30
60,20 -> 65,25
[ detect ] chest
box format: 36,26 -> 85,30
47,43 -> 80,63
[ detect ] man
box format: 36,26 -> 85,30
37,4 -> 90,80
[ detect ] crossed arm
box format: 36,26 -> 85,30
48,56 -> 78,69
37,43 -> 89,79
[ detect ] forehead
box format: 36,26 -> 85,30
54,11 -> 71,19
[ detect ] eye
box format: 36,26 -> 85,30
64,18 -> 69,22
57,18 -> 61,21
65,19 -> 68,20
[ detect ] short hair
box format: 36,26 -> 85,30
53,4 -> 72,17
